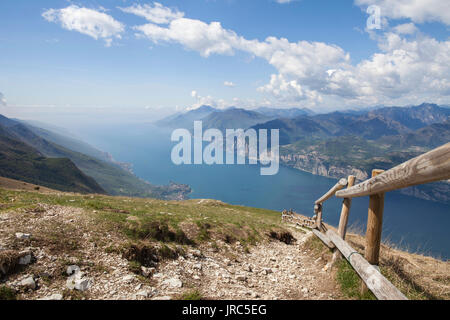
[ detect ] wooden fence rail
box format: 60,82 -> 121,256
326,229 -> 407,300
304,142 -> 450,300
336,143 -> 450,199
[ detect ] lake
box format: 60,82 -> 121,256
73,123 -> 450,260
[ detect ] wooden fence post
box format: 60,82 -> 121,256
361,169 -> 385,294
338,175 -> 356,239
332,175 -> 356,264
315,204 -> 323,231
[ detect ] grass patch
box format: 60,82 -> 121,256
304,234 -> 327,254
125,220 -> 194,245
380,256 -> 440,300
335,259 -> 376,300
180,289 -> 203,300
196,221 -> 211,242
128,260 -> 142,274
0,285 -> 17,300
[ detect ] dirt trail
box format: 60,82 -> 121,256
0,204 -> 342,300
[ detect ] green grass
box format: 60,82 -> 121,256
180,289 -> 203,300
336,259 -> 376,300
0,188 -> 284,247
0,286 -> 17,300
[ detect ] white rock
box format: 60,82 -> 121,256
141,266 -> 155,277
122,275 -> 135,283
18,252 -> 32,265
20,276 -> 36,290
153,296 -> 172,300
15,233 -> 31,240
66,265 -> 81,276
191,250 -> 202,257
163,278 -> 183,288
39,293 -> 63,300
236,275 -> 247,282
135,290 -> 150,298
193,263 -> 202,270
66,273 -> 91,292
262,268 -> 273,275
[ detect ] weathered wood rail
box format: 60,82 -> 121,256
306,142 -> 450,300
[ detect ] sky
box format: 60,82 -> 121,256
0,0 -> 449,123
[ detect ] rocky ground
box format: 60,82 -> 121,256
0,203 -> 342,300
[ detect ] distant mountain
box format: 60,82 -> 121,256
19,123 -> 114,163
253,107 -> 315,118
280,116 -> 450,204
314,112 -> 411,139
252,117 -> 331,145
0,122 -> 105,194
202,108 -> 272,131
367,103 -> 450,130
0,114 -> 191,200
155,105 -> 216,129
253,103 -> 449,145
379,120 -> 450,149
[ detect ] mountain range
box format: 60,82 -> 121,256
155,105 -> 315,132
156,103 -> 449,203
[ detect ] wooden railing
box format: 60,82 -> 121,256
309,142 -> 450,300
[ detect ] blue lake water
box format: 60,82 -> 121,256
74,123 -> 450,260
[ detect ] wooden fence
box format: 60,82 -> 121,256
309,142 -> 450,300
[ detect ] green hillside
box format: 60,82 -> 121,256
0,126 -> 105,194
0,115 -> 190,200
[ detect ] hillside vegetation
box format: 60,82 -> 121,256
0,126 -> 105,194
0,114 -> 190,200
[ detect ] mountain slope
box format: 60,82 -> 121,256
202,108 -> 272,131
0,115 -> 190,200
378,120 -> 450,149
254,107 -> 315,118
280,119 -> 450,203
155,105 -> 216,129
20,123 -> 114,163
252,117 -> 332,145
253,103 -> 449,145
0,125 -> 105,194
368,103 -> 450,130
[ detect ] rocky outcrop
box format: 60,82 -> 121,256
281,153 -> 369,181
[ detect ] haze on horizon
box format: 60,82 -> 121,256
0,0 -> 449,125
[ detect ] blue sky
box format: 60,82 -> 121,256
0,0 -> 449,122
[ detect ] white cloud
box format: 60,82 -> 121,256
190,90 -> 227,110
134,18 -> 244,57
126,3 -> 450,108
42,5 -> 124,46
355,0 -> 450,25
393,23 -> 418,35
118,3 -> 184,24
0,92 -> 6,106
276,0 -> 295,3
224,81 -> 235,87
258,74 -> 322,104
